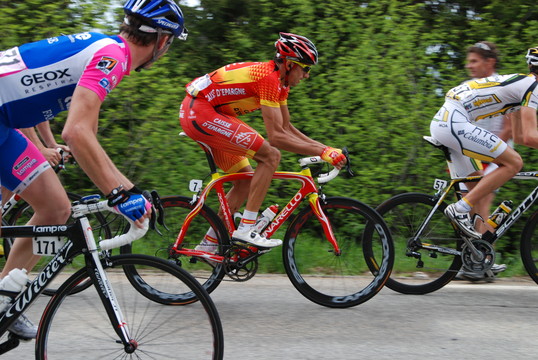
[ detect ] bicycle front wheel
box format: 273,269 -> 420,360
36,254 -> 224,359
376,192 -> 463,294
283,196 -> 393,308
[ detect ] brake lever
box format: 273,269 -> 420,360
151,190 -> 169,232
342,147 -> 354,177
142,190 -> 161,235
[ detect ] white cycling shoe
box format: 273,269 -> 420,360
232,229 -> 282,248
444,203 -> 481,239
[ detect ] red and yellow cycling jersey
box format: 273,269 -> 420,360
185,60 -> 289,116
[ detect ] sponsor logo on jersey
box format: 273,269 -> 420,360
13,156 -> 37,176
463,94 -> 501,111
202,119 -> 234,138
233,124 -> 256,149
99,78 -> 111,93
463,127 -> 499,150
14,156 -> 30,171
96,56 -> 118,75
20,69 -> 71,86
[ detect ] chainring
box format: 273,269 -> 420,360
461,239 -> 495,273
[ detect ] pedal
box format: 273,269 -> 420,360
406,250 -> 421,258
231,239 -> 271,251
189,257 -> 198,264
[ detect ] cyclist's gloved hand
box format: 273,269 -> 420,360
114,194 -> 152,222
320,146 -> 346,166
107,186 -> 152,222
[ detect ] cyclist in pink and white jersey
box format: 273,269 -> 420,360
0,0 -> 187,338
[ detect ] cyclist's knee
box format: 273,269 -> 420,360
255,143 -> 281,169
35,199 -> 71,223
497,148 -> 523,175
265,146 -> 281,169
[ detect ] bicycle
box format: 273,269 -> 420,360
374,135 -> 538,295
0,194 -> 224,359
124,133 -> 394,308
1,150 -> 115,295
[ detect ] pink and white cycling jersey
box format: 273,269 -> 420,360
0,32 -> 131,134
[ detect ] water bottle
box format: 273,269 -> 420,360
0,268 -> 28,312
487,200 -> 513,229
253,205 -> 279,232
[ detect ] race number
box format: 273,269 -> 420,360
0,47 -> 26,75
33,237 -> 65,256
433,179 -> 447,191
189,179 -> 203,193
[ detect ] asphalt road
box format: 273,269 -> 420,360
5,275 -> 538,359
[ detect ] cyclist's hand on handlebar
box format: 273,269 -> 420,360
42,148 -> 63,167
114,194 -> 152,228
321,146 -> 347,169
107,186 -> 152,228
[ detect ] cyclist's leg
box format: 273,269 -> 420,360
431,102 -> 521,236
0,129 -> 71,277
243,141 -> 280,209
465,147 -> 521,205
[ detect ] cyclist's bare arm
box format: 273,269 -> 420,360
36,121 -> 70,153
261,104 -> 346,168
513,106 -> 538,148
63,86 -> 133,194
62,86 -> 149,227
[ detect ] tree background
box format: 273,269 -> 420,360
2,0 -> 538,261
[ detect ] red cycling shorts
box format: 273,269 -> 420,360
179,95 -> 265,173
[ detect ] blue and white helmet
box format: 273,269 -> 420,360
123,0 -> 188,40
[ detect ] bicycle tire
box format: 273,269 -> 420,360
375,192 -> 463,294
5,192 -> 112,296
520,210 -> 538,285
121,195 -> 229,303
282,196 -> 394,308
35,254 -> 224,359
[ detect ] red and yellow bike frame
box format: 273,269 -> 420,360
172,166 -> 340,261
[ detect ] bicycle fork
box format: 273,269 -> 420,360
82,218 -> 135,353
307,193 -> 341,255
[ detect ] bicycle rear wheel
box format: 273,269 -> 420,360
36,254 -> 224,359
283,196 -> 393,308
121,195 -> 229,303
520,210 -> 538,285
5,192 -> 112,296
375,192 -> 463,294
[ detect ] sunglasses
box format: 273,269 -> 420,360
289,60 -> 312,74
473,42 -> 491,51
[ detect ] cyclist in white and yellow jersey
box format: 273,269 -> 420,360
430,47 -> 538,238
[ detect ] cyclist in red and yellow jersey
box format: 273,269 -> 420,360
180,32 -> 346,249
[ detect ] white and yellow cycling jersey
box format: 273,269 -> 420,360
429,73 -> 538,177
445,73 -> 538,122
